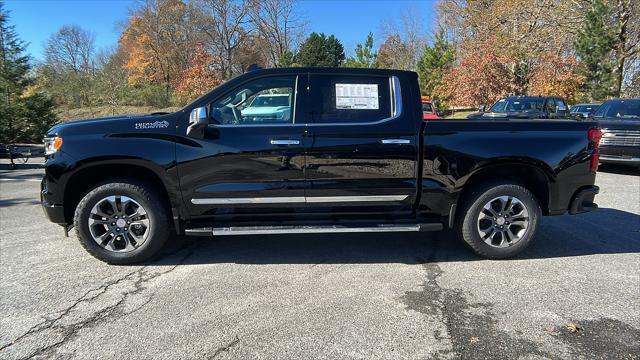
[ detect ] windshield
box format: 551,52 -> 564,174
593,100 -> 640,119
422,102 -> 434,113
249,95 -> 289,107
490,98 -> 544,112
571,105 -> 598,113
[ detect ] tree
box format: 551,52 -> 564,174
194,0 -> 253,79
528,53 -> 585,103
377,34 -> 410,70
44,25 -> 95,75
173,44 -> 223,104
379,7 -> 426,70
120,0 -> 196,103
277,50 -> 295,67
610,0 -> 640,95
416,28 -> 454,109
345,32 -> 377,68
0,3 -> 56,143
296,32 -> 344,67
574,0 -> 618,100
42,25 -> 97,107
435,36 -> 515,107
94,48 -> 132,114
248,0 -> 306,67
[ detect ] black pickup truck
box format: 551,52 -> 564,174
41,68 -> 601,264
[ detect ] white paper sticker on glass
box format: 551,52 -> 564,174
335,83 -> 379,110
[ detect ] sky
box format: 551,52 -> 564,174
4,0 -> 438,62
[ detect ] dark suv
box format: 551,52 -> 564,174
467,96 -> 571,120
593,98 -> 640,166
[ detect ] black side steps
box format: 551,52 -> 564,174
184,223 -> 443,236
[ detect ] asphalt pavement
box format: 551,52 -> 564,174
0,160 -> 638,359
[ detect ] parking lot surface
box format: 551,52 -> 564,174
0,160 -> 638,359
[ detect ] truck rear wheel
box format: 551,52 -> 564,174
456,182 -> 541,259
73,180 -> 170,264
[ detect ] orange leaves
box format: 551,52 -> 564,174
436,36 -> 516,107
173,45 -> 223,104
528,53 -> 585,103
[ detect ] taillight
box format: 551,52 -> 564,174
588,128 -> 602,172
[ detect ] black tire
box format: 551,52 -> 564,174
456,181 -> 541,259
73,180 -> 171,264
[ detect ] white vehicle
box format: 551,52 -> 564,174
241,94 -> 291,122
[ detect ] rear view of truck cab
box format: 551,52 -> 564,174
41,67 -> 600,264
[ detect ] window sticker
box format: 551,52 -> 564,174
335,83 -> 379,110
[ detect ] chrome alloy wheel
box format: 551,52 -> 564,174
477,196 -> 530,248
88,195 -> 150,252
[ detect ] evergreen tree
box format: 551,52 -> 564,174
0,2 -> 57,143
345,32 -> 377,68
574,0 -> 618,101
417,28 -> 454,111
296,32 -> 345,67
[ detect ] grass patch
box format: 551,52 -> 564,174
444,110 -> 476,119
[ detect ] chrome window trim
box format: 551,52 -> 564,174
191,194 -> 408,205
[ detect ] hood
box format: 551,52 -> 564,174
596,118 -> 640,131
47,113 -> 174,137
241,106 -> 290,116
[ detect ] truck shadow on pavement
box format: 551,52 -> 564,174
156,207 -> 640,266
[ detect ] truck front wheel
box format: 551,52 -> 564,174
456,182 -> 541,259
73,180 -> 171,264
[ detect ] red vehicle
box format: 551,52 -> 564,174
421,97 -> 440,120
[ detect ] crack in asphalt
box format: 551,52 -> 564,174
207,335 -> 241,359
401,242 -> 552,359
0,243 -> 200,359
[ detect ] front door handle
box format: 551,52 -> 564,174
270,139 -> 300,145
381,139 -> 410,144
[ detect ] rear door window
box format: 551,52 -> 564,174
307,75 -> 392,124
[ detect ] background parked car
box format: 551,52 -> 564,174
592,98 -> 640,167
467,96 -> 571,120
421,97 -> 440,120
570,103 -> 600,119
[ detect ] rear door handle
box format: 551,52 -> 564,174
270,139 -> 300,145
381,139 -> 410,144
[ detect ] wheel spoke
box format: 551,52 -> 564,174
479,227 -> 495,240
88,217 -> 110,226
505,228 -> 516,243
504,197 -> 513,212
482,203 -> 498,217
122,233 -> 136,251
494,232 -> 505,247
104,236 -> 118,251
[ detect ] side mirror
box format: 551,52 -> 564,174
187,106 -> 209,138
479,105 -> 486,112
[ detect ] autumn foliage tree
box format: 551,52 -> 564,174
173,45 -> 223,104
436,37 -> 515,107
528,54 -> 585,103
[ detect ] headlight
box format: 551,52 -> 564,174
44,136 -> 63,155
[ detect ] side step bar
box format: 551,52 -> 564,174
185,223 -> 443,236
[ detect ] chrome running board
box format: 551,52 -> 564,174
185,223 -> 442,236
